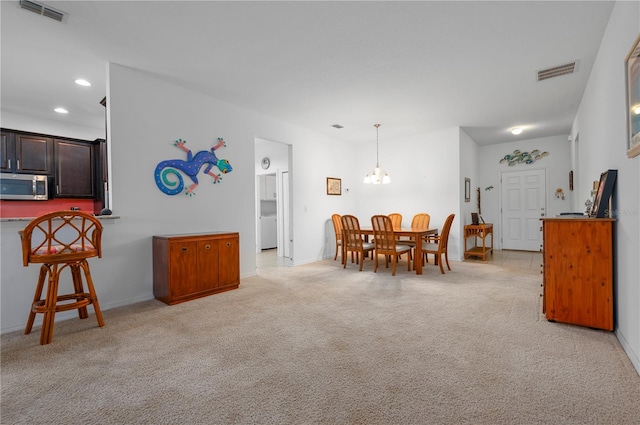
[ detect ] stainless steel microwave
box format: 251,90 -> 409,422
0,174 -> 48,200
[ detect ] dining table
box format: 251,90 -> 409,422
359,225 -> 439,275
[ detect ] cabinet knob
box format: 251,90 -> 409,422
205,244 -> 211,250
226,242 -> 231,247
181,246 -> 187,252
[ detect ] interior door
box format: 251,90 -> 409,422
501,169 -> 546,251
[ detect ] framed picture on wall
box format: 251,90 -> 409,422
625,33 -> 640,158
464,178 -> 471,202
327,177 -> 341,195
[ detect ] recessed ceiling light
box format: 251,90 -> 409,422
74,79 -> 91,87
511,127 -> 523,135
54,107 -> 68,114
331,124 -> 344,129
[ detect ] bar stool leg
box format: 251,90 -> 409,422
71,264 -> 89,320
40,264 -> 61,345
81,261 -> 104,327
25,265 -> 48,335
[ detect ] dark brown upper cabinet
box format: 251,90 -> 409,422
54,139 -> 96,198
0,131 -> 53,174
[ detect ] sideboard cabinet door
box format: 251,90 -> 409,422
153,232 -> 240,305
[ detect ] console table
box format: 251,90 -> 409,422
464,223 -> 493,260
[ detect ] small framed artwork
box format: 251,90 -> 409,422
590,169 -> 617,218
569,170 -> 574,191
464,178 -> 471,202
327,177 -> 342,195
625,33 -> 640,158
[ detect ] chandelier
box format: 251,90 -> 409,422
363,123 -> 390,184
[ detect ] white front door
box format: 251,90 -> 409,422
501,169 -> 546,251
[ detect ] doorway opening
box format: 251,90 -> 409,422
255,138 -> 292,270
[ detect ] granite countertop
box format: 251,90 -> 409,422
1,215 -> 120,222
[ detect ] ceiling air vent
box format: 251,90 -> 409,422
19,0 -> 66,22
537,61 -> 577,82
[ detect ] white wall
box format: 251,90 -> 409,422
478,135 -> 572,249
0,63 -> 359,332
460,128 -> 480,227
354,127 -> 464,260
571,0 -> 640,374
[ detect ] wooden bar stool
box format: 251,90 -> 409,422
19,211 -> 105,345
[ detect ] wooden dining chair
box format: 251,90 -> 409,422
421,214 -> 455,274
371,215 -> 412,276
405,213 -> 431,262
341,215 -> 374,271
396,213 -> 431,262
331,214 -> 343,261
388,213 -> 403,228
19,211 -> 105,344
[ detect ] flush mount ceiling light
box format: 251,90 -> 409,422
54,107 -> 68,114
511,127 -> 523,135
363,124 -> 390,185
74,79 -> 91,87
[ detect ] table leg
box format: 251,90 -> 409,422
415,235 -> 423,275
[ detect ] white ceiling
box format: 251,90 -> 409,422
0,1 -> 614,146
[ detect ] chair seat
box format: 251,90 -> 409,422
33,244 -> 97,256
395,244 -> 412,252
362,242 -> 375,250
421,242 -> 439,251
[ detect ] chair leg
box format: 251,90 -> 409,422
407,253 -> 411,271
71,264 -> 89,320
438,254 -> 445,274
81,260 -> 104,327
373,252 -> 378,273
334,242 -> 338,260
25,265 -> 49,335
40,264 -> 61,345
391,255 -> 397,276
444,252 -> 451,271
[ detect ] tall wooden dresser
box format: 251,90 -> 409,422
541,217 -> 614,330
153,232 -> 240,305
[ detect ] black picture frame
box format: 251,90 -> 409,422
464,178 -> 470,202
590,170 -> 617,218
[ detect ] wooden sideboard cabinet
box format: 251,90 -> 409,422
153,232 -> 240,305
541,217 -> 614,331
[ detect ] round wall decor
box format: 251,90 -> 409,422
261,157 -> 271,169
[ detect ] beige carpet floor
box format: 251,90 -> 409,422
2,252 -> 639,424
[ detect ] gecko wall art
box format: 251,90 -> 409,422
154,138 -> 233,196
